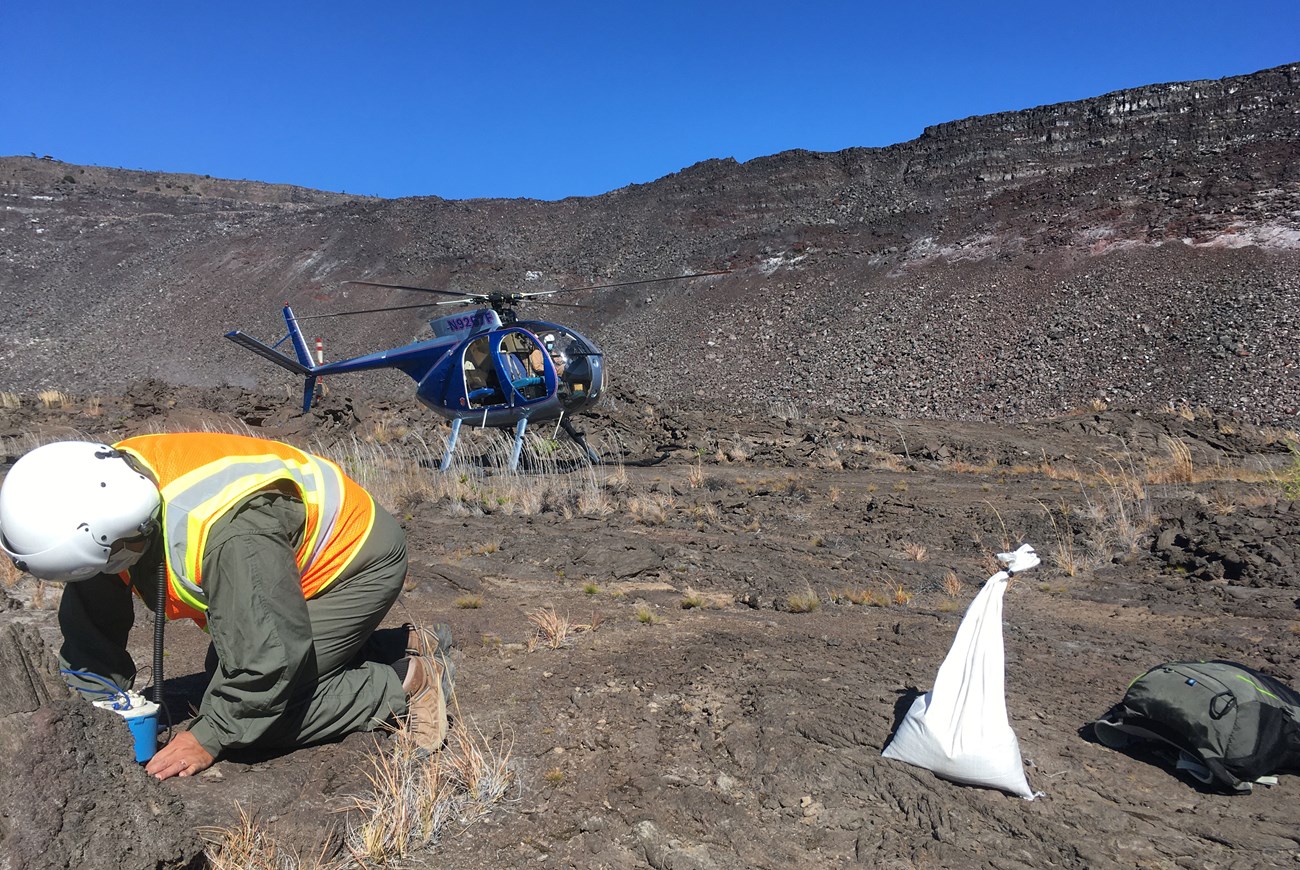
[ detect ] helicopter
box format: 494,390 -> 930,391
225,271 -> 727,471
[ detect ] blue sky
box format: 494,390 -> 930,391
2,2 -> 1296,201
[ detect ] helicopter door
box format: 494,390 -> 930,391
464,336 -> 503,408
498,331 -> 549,402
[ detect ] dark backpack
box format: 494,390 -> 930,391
1093,660 -> 1300,793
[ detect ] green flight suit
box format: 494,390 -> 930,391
58,488 -> 409,757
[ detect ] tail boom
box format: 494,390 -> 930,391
224,306 -> 320,412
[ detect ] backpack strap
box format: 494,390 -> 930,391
1093,717 -> 1254,793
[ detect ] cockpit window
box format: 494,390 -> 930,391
463,337 -> 501,409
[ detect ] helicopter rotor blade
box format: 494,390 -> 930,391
427,295 -> 589,310
346,269 -> 730,301
345,279 -> 486,300
291,301 -> 447,320
560,269 -> 731,294
285,269 -> 725,322
519,298 -> 592,310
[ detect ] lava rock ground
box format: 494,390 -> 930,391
1,386 -> 1298,869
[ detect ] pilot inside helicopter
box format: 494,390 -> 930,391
530,333 -> 566,378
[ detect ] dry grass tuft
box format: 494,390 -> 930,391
1204,488 -> 1239,515
876,453 -> 908,473
341,716 -> 516,864
785,587 -> 820,613
200,719 -> 516,870
360,418 -> 412,445
1094,462 -> 1147,503
527,606 -> 601,650
1146,437 -> 1194,485
528,606 -> 571,649
602,464 -> 629,492
315,435 -> 442,513
687,456 -> 706,489
941,570 -> 963,598
442,716 -> 517,815
201,804 -> 328,870
1037,498 -> 1087,577
36,389 -> 71,409
455,594 -> 483,609
1038,461 -> 1084,482
0,558 -> 21,590
981,500 -> 1014,552
0,392 -> 20,409
724,434 -> 750,463
31,580 -> 53,610
1083,465 -> 1155,556
635,603 -> 662,625
575,476 -> 616,517
686,503 -> 721,526
679,587 -> 730,610
901,541 -> 928,562
1274,441 -> 1300,500
680,588 -> 707,609
628,493 -> 674,526
834,587 -> 889,607
946,459 -> 996,474
0,576 -> 64,611
767,400 -> 804,423
892,584 -> 913,606
311,433 -> 625,520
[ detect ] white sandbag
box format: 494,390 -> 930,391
881,544 -> 1041,799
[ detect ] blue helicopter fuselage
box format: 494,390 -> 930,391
226,306 -> 603,427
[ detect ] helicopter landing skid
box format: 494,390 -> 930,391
438,418 -> 463,472
438,415 -> 599,472
562,418 -> 601,465
437,416 -> 533,473
508,417 -> 528,472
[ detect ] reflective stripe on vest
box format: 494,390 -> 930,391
116,433 -> 375,623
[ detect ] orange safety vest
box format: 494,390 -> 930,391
116,433 -> 375,627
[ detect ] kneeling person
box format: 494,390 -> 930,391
0,432 -> 452,780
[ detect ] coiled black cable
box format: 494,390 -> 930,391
151,559 -> 166,714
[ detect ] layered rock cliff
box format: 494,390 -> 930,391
1,63 -> 1297,424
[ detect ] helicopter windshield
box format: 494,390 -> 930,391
517,321 -> 603,413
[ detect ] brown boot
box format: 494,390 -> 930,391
404,622 -> 455,702
402,655 -> 448,753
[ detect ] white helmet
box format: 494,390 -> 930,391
0,441 -> 161,582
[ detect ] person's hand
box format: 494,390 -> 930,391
145,730 -> 214,781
